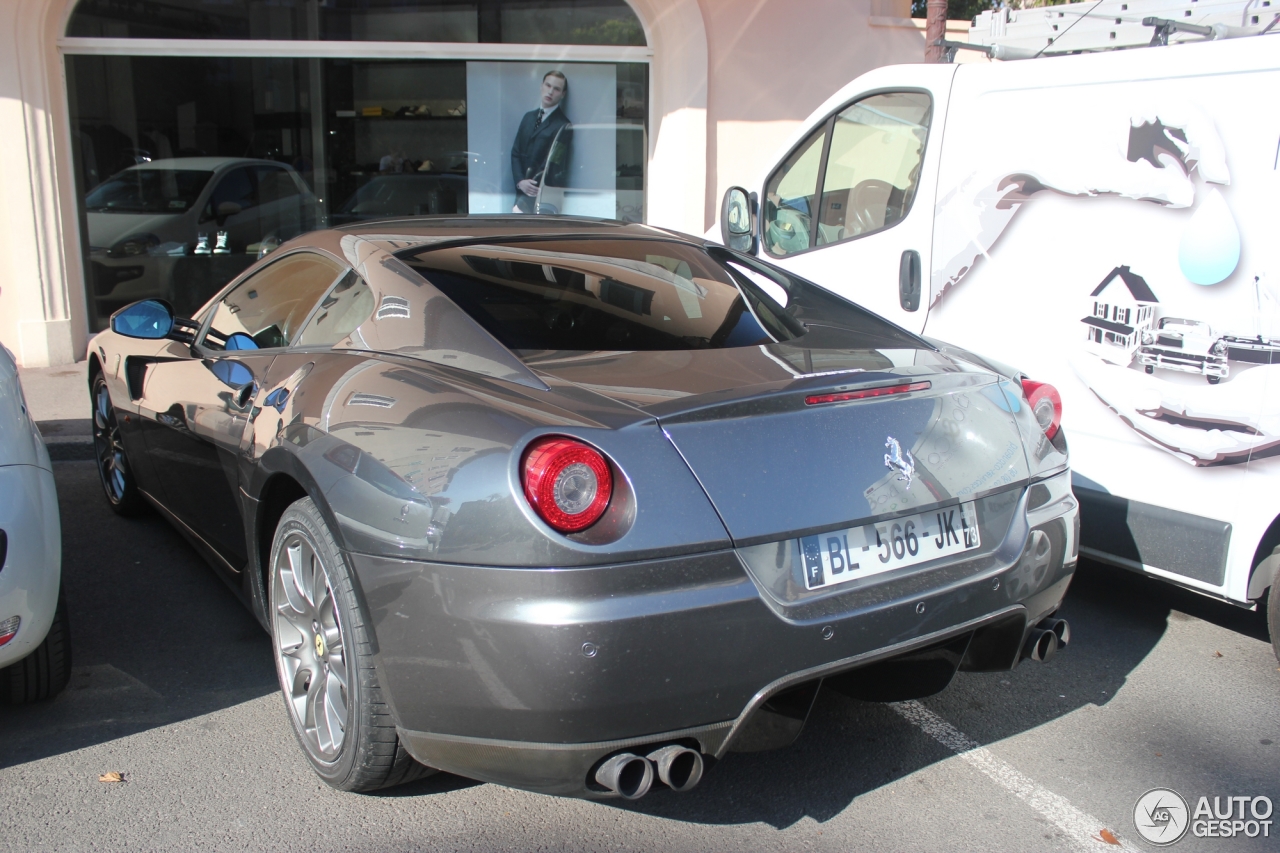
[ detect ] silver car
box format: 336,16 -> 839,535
88,217 -> 1078,799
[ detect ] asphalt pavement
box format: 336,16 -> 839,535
0,460 -> 1276,853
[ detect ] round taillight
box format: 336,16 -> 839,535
522,437 -> 613,533
1020,378 -> 1062,440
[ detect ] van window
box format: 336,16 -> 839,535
763,126 -> 826,258
815,92 -> 931,247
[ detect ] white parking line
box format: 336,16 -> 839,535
890,701 -> 1140,852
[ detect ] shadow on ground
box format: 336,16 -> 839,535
4,462 -> 1271,830
603,560 -> 1271,828
0,462 -> 278,768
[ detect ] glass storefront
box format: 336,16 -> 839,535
67,0 -> 645,45
65,0 -> 648,331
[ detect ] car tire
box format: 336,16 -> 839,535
1268,586 -> 1280,664
0,590 -> 72,704
91,373 -> 146,516
269,497 -> 433,792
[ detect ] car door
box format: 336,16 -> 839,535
136,250 -> 348,570
751,82 -> 949,334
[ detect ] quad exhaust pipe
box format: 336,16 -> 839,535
592,745 -> 705,799
647,744 -> 704,792
1023,617 -> 1070,663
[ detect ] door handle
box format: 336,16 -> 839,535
899,249 -> 922,312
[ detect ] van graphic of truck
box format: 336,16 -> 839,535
1138,317 -> 1229,383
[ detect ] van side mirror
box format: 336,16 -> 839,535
720,186 -> 757,254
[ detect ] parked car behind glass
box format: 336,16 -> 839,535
85,157 -> 317,328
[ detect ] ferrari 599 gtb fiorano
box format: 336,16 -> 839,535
88,217 -> 1077,799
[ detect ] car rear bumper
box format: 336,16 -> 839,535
0,464 -> 62,670
350,475 -> 1078,797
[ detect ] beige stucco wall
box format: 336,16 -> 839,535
698,0 -> 936,229
0,0 -> 84,368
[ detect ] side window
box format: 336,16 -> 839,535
815,92 -> 931,247
763,126 -> 826,258
202,252 -> 345,351
295,271 -> 374,348
204,167 -> 257,221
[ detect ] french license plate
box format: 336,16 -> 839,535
799,502 -> 980,591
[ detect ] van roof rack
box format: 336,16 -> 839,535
949,0 -> 1278,59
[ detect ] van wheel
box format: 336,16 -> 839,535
1144,365 -> 1154,375
268,497 -> 433,791
1268,587 -> 1279,664
0,591 -> 72,704
1207,375 -> 1221,385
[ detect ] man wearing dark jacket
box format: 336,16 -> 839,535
510,70 -> 571,213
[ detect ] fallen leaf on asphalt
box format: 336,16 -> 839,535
1213,651 -> 1223,658
1095,828 -> 1121,845
98,772 -> 124,783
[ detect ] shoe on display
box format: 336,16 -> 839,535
193,232 -> 211,255
213,231 -> 230,254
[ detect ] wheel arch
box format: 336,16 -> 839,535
1246,512 -> 1280,601
249,446 -> 352,625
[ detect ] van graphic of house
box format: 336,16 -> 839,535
1081,265 -> 1158,365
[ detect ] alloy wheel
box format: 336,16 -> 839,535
92,380 -> 129,504
273,531 -> 350,762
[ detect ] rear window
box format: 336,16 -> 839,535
398,238 -> 922,357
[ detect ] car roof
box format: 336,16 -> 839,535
331,216 -> 694,244
124,157 -> 291,172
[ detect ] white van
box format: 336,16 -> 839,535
717,33 -> 1280,655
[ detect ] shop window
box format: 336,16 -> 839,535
66,53 -> 648,330
66,0 -> 645,45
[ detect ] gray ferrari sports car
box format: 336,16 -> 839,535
88,217 -> 1078,799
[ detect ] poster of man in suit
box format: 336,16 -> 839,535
465,62 -> 618,217
510,70 -> 572,214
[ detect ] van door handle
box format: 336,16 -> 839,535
899,249 -> 922,312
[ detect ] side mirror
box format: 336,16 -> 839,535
110,299 -> 174,340
720,186 -> 756,253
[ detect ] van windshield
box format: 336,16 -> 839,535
399,238 -> 807,354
